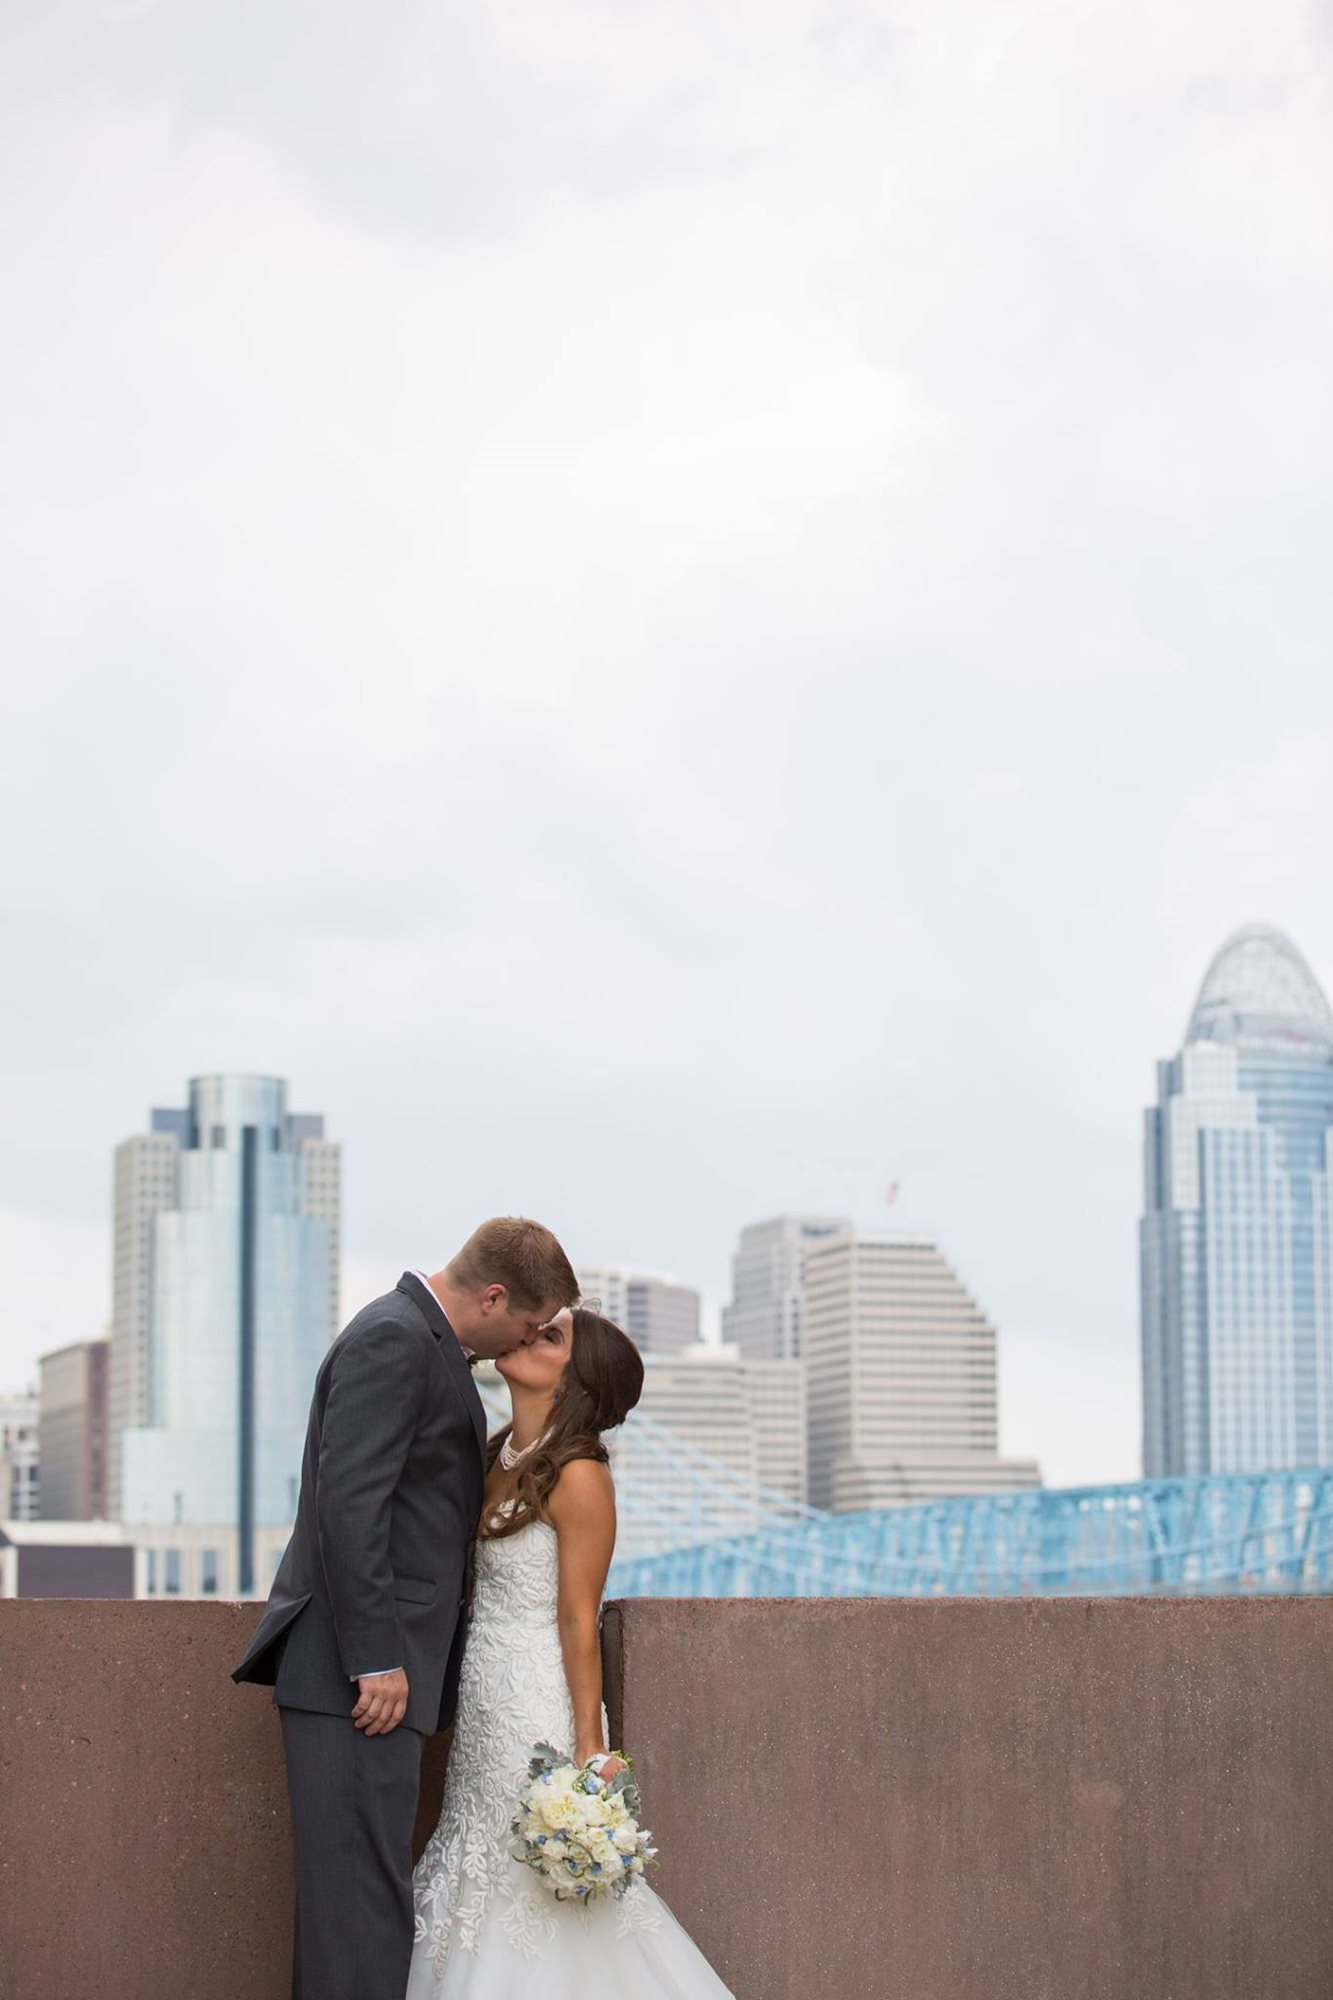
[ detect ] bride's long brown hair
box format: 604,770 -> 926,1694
480,1307 -> 645,1541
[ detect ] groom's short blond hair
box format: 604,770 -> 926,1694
448,1217 -> 579,1314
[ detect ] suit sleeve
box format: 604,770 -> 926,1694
315,1313 -> 428,1680
437,1605 -> 469,1734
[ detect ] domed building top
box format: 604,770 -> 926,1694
1186,923 -> 1333,1054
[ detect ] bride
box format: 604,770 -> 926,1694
407,1306 -> 734,1998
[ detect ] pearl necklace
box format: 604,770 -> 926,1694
499,1430 -> 546,1472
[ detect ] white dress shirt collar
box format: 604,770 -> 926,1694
410,1269 -> 474,1358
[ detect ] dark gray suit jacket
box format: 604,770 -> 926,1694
232,1273 -> 487,1736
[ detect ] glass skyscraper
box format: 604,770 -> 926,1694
110,1075 -> 340,1590
1141,925 -> 1333,1476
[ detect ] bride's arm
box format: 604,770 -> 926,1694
548,1457 -> 619,1768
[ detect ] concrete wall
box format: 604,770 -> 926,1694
603,1598 -> 1333,2000
2,1597 -> 1331,1999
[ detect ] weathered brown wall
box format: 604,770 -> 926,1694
2,1597 -> 1331,2000
604,1597 -> 1333,2000
0,1600 -> 457,2000
1,1602 -> 298,2000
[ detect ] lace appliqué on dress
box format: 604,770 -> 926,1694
412,1520 -> 660,1972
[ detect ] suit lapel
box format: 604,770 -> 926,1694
397,1273 -> 489,1473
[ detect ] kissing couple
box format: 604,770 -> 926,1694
234,1216 -> 733,1998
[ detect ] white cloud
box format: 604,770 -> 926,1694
2,1 -> 1331,1491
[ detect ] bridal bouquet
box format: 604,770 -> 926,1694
511,1742 -> 656,1904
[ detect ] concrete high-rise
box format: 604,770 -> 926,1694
574,1265 -> 630,1326
633,1347 -> 758,1486
108,1127 -> 179,1524
722,1215 -> 850,1362
110,1075 -> 340,1592
575,1265 -> 701,1354
38,1341 -> 109,1520
624,1276 -> 700,1355
1141,924 -> 1333,1477
1,1391 -> 40,1522
744,1357 -> 806,1502
612,1345 -> 760,1560
804,1230 -> 1040,1510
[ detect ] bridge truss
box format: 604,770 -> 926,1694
474,1379 -> 1333,1597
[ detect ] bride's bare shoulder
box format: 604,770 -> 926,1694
547,1454 -> 616,1523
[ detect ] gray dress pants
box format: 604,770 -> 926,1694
279,1705 -> 426,2000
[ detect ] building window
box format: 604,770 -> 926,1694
145,1550 -> 158,1596
201,1548 -> 219,1595
165,1548 -> 182,1596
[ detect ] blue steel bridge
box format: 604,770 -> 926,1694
607,1421 -> 1333,1599
609,1462 -> 1333,1597
471,1382 -> 1333,1598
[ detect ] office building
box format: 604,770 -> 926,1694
574,1265 -> 630,1326
38,1340 -> 109,1520
633,1346 -> 758,1483
804,1230 -> 1041,1510
575,1265 -> 701,1353
745,1357 -> 807,1502
611,1346 -> 760,1559
1141,924 -> 1333,1476
722,1214 -> 850,1362
110,1074 -> 340,1592
624,1275 -> 700,1354
0,1390 -> 40,1521
108,1126 -> 180,1521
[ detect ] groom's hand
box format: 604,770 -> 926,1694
352,1669 -> 409,1735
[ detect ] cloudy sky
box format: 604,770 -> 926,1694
3,0 -> 1331,1486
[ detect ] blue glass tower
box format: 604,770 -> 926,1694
1141,926 -> 1333,1476
114,1076 -> 340,1591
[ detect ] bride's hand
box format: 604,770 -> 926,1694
582,1749 -> 628,1781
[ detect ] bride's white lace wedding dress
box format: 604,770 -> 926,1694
406,1515 -> 734,1998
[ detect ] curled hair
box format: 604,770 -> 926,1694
481,1308 -> 644,1541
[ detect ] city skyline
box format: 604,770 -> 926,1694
8,926 -> 1333,1499
13,921 -> 1333,1564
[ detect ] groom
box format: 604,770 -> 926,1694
233,1216 -> 579,2000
